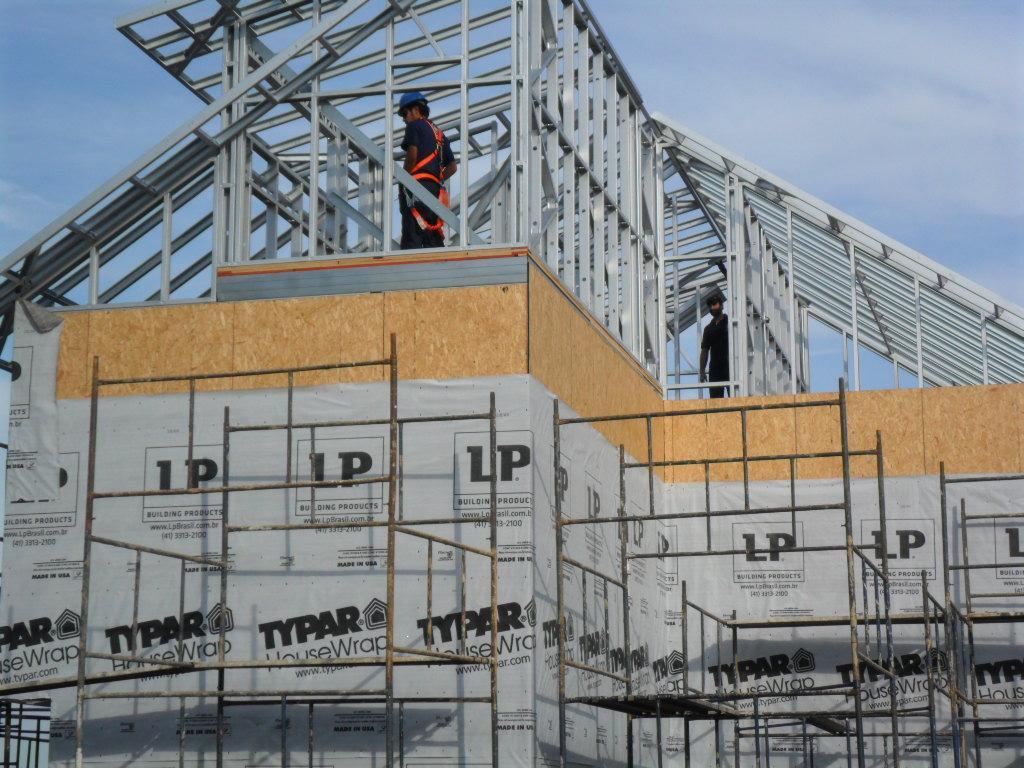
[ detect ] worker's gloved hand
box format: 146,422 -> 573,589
699,371 -> 707,383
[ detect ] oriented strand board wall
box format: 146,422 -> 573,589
662,385 -> 1024,482
55,284 -> 528,398
50,268 -> 1024,481
526,261 -> 664,467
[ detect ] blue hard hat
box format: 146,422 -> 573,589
398,91 -> 428,114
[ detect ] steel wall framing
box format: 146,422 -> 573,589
0,0 -> 663,377
656,113 -> 1024,397
1,2 -> 1022,391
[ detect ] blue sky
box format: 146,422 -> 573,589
1,0 -> 1021,308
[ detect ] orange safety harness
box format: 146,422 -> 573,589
407,119 -> 450,234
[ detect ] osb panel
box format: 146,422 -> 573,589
847,389 -> 924,479
55,312 -> 91,398
87,305 -> 222,397
190,303 -> 237,392
662,404 -> 710,484
793,395 -> 844,480
661,385 -> 1023,483
666,395 -> 798,484
1019,386 -> 1024,473
527,265 -> 661,466
57,285 -> 528,399
384,285 -> 527,381
231,294 -> 385,390
703,409 -> 744,483
746,395 -> 798,481
922,385 -> 1023,475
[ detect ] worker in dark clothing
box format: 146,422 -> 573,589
397,91 -> 457,249
699,292 -> 729,398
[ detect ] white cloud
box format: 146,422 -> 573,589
592,0 -> 1024,219
0,179 -> 61,234
587,0 -> 1024,305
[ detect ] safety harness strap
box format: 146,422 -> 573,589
408,119 -> 448,233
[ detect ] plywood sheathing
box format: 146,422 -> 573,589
846,389 -> 924,478
56,284 -> 528,399
921,384 -> 1022,475
385,285 -> 527,381
526,262 -> 663,470
661,403 -> 710,484
1019,386 -> 1024,473
231,294 -> 384,391
664,385 -> 1023,481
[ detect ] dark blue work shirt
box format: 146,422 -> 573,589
401,118 -> 454,183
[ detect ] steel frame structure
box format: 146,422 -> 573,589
657,113 -> 1024,397
0,0 -> 664,376
1,334 -> 503,767
1,1 -> 1022,394
548,382 -> 1024,767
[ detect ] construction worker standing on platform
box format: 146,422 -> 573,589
397,92 -> 457,249
699,290 -> 729,398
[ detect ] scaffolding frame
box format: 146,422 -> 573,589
552,380 -> 928,768
1,334 -> 502,767
0,698 -> 49,768
939,468 -> 1024,767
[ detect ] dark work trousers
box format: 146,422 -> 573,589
399,180 -> 445,249
708,366 -> 729,399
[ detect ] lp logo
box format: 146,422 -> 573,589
156,458 -> 218,489
310,451 -> 373,481
732,523 -> 805,580
995,525 -> 1024,581
1006,528 -> 1024,558
144,445 -> 224,520
870,529 -> 925,560
454,431 -> 533,514
466,444 -> 530,482
742,532 -> 796,562
861,519 -> 934,577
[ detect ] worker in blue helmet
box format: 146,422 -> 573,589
397,91 -> 457,249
